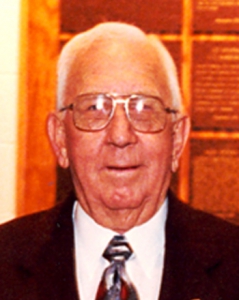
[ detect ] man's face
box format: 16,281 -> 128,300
49,39 -> 188,231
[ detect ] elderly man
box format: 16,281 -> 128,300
0,22 -> 239,300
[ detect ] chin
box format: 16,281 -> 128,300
103,197 -> 143,211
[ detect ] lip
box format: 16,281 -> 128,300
102,163 -> 143,183
104,165 -> 141,177
107,165 -> 140,171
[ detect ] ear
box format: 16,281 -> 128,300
47,112 -> 69,168
171,115 -> 190,172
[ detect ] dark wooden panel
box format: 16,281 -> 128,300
163,41 -> 182,78
61,0 -> 182,34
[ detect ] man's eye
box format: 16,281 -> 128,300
83,100 -> 102,111
130,100 -> 153,112
86,98 -> 108,111
141,104 -> 153,111
87,104 -> 98,111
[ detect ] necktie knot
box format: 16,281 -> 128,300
103,235 -> 133,262
95,235 -> 139,300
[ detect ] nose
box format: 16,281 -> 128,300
106,104 -> 138,147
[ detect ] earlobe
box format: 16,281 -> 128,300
171,115 -> 190,172
47,112 -> 69,168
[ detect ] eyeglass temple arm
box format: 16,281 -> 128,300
165,107 -> 178,114
59,103 -> 74,112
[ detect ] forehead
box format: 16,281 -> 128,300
64,36 -> 172,104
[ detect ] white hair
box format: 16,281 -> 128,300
147,34 -> 183,111
57,22 -> 183,111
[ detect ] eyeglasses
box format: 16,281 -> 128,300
59,93 -> 178,133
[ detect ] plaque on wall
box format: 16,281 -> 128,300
192,41 -> 239,131
193,0 -> 239,33
61,0 -> 182,34
190,138 -> 239,223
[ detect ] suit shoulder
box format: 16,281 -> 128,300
0,205 -> 59,245
168,191 -> 239,245
0,198 -> 74,261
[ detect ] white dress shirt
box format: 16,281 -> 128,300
73,199 -> 168,300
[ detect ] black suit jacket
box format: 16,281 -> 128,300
0,191 -> 239,300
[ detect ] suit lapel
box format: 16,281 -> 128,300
21,193 -> 79,300
159,191 -> 222,300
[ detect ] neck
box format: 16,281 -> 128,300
78,195 -> 166,233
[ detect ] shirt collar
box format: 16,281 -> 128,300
73,198 -> 167,277
125,199 -> 167,276
73,203 -> 118,277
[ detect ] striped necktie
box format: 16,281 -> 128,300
95,235 -> 139,300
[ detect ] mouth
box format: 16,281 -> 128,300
106,165 -> 141,174
103,164 -> 142,181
